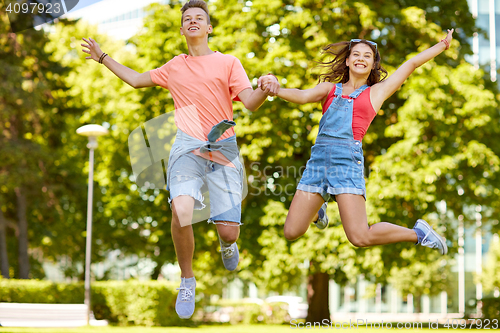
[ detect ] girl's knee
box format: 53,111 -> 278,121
346,233 -> 370,247
283,225 -> 300,241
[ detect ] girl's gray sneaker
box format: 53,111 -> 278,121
220,240 -> 239,271
314,202 -> 329,229
175,277 -> 196,319
413,219 -> 448,255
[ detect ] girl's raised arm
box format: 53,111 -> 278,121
371,29 -> 454,110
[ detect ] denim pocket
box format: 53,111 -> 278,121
350,142 -> 364,169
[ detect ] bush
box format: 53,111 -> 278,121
0,279 -> 291,326
481,297 -> 500,320
206,299 -> 289,325
0,279 -> 83,303
0,279 -> 191,326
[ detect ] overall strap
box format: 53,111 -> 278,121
334,83 -> 343,97
348,84 -> 369,99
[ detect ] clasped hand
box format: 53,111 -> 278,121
257,75 -> 280,96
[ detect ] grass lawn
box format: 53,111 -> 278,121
0,324 -> 495,333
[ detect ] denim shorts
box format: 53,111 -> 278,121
168,153 -> 242,223
297,136 -> 366,201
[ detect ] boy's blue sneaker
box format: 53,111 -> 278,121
175,277 -> 196,319
220,240 -> 239,271
314,202 -> 329,229
413,219 -> 448,255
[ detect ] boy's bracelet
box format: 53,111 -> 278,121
440,39 -> 450,50
99,52 -> 108,64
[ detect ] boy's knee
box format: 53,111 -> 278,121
171,195 -> 195,224
172,205 -> 192,227
218,224 -> 240,244
220,233 -> 239,244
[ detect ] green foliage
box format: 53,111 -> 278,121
368,60 -> 500,296
0,279 -> 189,326
387,248 -> 451,302
220,0 -> 481,299
44,18 -> 173,278
0,278 -> 83,303
0,3 -> 84,278
0,0 -> 495,322
481,297 -> 500,321
209,299 -> 289,324
92,281 -> 187,326
44,0 -> 488,311
0,279 -> 290,326
479,234 -> 500,293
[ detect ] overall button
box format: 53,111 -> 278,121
348,99 -> 352,103
357,161 -> 362,165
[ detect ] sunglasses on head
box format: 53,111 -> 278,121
349,39 -> 378,53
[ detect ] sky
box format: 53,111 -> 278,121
71,0 -> 104,12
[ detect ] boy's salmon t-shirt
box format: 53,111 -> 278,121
150,51 -> 251,138
150,52 -> 251,165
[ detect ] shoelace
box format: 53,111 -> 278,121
315,211 -> 323,223
177,285 -> 193,301
221,244 -> 235,258
421,233 -> 437,248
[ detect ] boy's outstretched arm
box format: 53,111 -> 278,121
81,37 -> 157,89
237,74 -> 280,111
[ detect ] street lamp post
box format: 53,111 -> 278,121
76,124 -> 108,325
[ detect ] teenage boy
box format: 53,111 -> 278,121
81,0 -> 279,319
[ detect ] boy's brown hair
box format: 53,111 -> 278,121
181,0 -> 211,25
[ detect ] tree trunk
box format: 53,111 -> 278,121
150,261 -> 162,280
414,293 -> 422,313
15,187 -> 30,279
306,266 -> 330,323
0,206 -> 10,278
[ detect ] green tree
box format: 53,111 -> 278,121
222,0 -> 479,322
479,234 -> 500,295
48,12 -> 228,286
0,202 -> 10,278
41,5 -> 231,287
45,18 -> 160,279
369,60 -> 500,311
0,5 -> 80,278
125,0 -> 478,321
10,1 -> 489,324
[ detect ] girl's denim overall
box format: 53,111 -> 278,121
297,83 -> 368,201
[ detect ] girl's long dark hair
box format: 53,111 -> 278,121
318,40 -> 388,86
